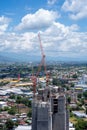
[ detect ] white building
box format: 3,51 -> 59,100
69,122 -> 75,130
82,74 -> 87,84
15,125 -> 31,130
75,84 -> 87,92
0,101 -> 7,108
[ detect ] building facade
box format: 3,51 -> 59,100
32,89 -> 69,130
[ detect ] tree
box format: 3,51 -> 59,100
27,109 -> 32,118
52,78 -> 58,86
27,100 -> 31,107
78,94 -> 82,99
80,98 -> 84,106
71,83 -> 74,88
72,74 -> 78,79
83,91 -> 87,99
67,97 -> 71,104
0,124 -> 4,130
5,119 -> 14,130
16,96 -> 22,103
75,119 -> 87,130
85,108 -> 87,114
9,94 -> 16,99
8,107 -> 16,115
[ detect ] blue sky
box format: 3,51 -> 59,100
0,0 -> 87,61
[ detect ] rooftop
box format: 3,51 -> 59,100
15,125 -> 31,130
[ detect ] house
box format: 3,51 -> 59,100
0,101 -> 7,109
15,125 -> 31,130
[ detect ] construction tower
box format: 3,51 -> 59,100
32,34 -> 69,130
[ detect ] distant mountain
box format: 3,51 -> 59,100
0,55 -> 18,63
0,52 -> 87,63
0,52 -> 41,63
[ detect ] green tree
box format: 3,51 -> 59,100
5,119 -> 14,130
85,108 -> 87,114
27,109 -> 32,118
72,74 -> 78,79
0,124 -> 4,130
67,97 -> 71,104
71,83 -> 74,87
27,100 -> 31,107
75,119 -> 87,130
78,94 -> 82,99
9,94 -> 16,99
16,96 -> 22,103
52,78 -> 58,86
80,98 -> 84,105
83,91 -> 87,99
8,107 -> 16,115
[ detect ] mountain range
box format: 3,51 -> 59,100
0,53 -> 87,63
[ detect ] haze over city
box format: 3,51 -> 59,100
0,0 -> 87,62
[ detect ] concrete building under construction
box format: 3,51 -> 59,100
32,33 -> 69,130
32,86 -> 69,130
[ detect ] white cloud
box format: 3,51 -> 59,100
0,24 -> 8,34
69,24 -> 79,31
0,16 -> 11,34
15,9 -> 59,31
0,32 -> 38,52
0,10 -> 87,60
0,16 -> 10,24
62,0 -> 87,20
47,0 -> 57,5
0,20 -> 87,59
39,23 -> 87,58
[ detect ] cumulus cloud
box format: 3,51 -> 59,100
39,23 -> 87,58
15,9 -> 59,31
0,16 -> 11,34
0,31 -> 41,56
47,0 -> 57,5
0,24 -> 8,34
62,0 -> 87,20
0,9 -> 87,59
0,22 -> 87,59
0,16 -> 11,24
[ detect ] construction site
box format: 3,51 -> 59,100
32,87 -> 69,130
31,33 -> 69,130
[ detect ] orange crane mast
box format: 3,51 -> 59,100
31,33 -> 49,97
38,33 -> 49,86
37,33 -> 46,76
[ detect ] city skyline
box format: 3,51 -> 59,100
0,0 -> 87,61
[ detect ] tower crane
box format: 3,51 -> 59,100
31,33 -> 49,98
38,33 -> 49,86
18,73 -> 20,81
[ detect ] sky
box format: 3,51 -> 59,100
0,0 -> 87,61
